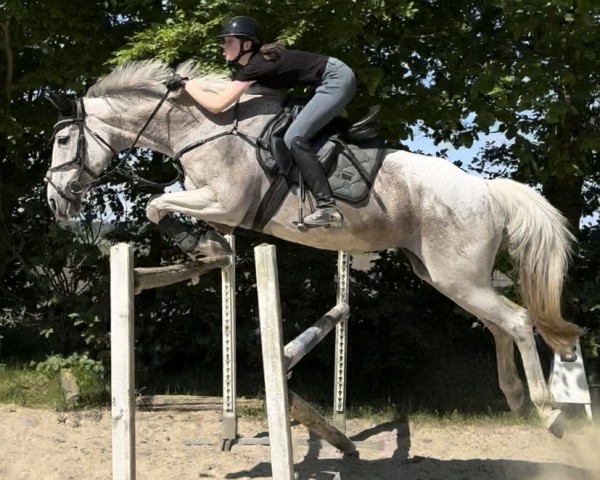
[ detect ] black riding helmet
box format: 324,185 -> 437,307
217,16 -> 263,50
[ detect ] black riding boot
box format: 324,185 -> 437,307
290,136 -> 341,227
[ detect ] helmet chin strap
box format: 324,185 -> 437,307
228,39 -> 255,65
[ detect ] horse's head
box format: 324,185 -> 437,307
45,90 -> 115,221
44,60 -> 279,222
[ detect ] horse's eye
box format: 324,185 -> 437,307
57,137 -> 69,145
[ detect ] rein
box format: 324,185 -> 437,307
46,92 -> 258,205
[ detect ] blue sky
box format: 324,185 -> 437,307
404,126 -> 510,167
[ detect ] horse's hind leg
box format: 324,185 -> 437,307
479,319 -> 527,415
440,283 -> 563,434
405,250 -> 563,436
404,252 -> 527,415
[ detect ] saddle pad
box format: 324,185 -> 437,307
328,139 -> 388,203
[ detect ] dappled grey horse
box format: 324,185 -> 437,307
45,60 -> 580,436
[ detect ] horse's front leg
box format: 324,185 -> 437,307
146,188 -> 245,256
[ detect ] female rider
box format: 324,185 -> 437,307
167,16 -> 356,227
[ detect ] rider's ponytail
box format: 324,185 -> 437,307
260,43 -> 285,61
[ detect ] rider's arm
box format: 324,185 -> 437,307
183,79 -> 255,114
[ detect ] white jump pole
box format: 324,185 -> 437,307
334,250 -> 350,431
110,244 -> 136,480
221,235 -> 237,449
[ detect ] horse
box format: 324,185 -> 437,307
45,60 -> 580,436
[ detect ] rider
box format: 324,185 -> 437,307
166,16 -> 356,227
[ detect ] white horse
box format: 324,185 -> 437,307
45,60 -> 580,435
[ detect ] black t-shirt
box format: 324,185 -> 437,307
234,50 -> 329,90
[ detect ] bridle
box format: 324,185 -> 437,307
46,90 -> 258,206
45,98 -> 107,202
45,90 -> 182,204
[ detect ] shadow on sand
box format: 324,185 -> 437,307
223,421 -> 594,480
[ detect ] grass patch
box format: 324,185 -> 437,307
0,365 -> 61,407
406,409 -> 543,428
344,402 -> 546,429
0,357 -> 108,410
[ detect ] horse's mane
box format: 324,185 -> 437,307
85,59 -> 280,104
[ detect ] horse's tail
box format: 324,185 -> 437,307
486,178 -> 581,354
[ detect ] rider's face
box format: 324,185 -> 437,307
221,36 -> 252,63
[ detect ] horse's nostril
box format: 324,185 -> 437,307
49,198 -> 57,213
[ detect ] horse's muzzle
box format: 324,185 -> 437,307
47,192 -> 81,221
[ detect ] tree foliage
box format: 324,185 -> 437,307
1,0 -> 598,405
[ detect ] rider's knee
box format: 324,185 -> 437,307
290,135 -> 311,154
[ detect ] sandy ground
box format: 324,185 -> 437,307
0,405 -> 598,480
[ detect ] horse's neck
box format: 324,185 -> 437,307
84,96 -> 219,157
85,93 -> 278,160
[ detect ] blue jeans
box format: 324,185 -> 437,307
283,57 -> 356,149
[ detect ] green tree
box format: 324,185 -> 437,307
1,0 -> 598,402
115,1 -> 599,230
0,0 -> 168,359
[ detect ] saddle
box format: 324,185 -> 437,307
252,103 -> 388,230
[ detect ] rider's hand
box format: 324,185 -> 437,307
166,74 -> 188,91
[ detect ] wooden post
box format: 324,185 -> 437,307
255,243 -> 357,474
110,240 -> 238,476
254,244 -> 295,480
110,244 -> 136,480
334,251 -> 350,431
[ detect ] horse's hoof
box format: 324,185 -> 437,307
189,231 -> 233,257
292,221 -> 309,232
547,410 -> 566,439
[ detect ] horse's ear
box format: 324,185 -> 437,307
45,90 -> 76,117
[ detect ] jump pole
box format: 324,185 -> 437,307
110,240 -> 235,480
254,244 -> 356,479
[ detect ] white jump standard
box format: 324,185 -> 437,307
109,240 -> 235,480
255,244 -> 357,480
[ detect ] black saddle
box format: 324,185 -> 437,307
251,102 -> 389,231
256,103 -> 382,179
